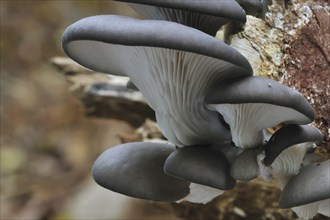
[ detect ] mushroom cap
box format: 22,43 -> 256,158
264,125 -> 323,166
206,76 -> 315,148
62,15 -> 253,146
279,160 -> 330,208
209,142 -> 243,164
230,149 -> 260,181
117,0 -> 247,35
92,142 -> 190,201
62,15 -> 252,75
206,76 -> 314,118
164,146 -> 236,190
116,0 -> 247,22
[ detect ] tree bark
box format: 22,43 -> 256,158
229,0 -> 329,157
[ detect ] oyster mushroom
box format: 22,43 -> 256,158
264,124 -> 323,166
206,76 -> 314,149
116,0 -> 248,35
231,125 -> 323,181
92,142 -> 190,201
164,146 -> 236,190
62,15 -> 253,147
279,160 -> 330,209
290,199 -> 330,219
230,149 -> 260,181
259,138 -> 328,219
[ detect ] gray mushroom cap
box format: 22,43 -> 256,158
116,0 -> 247,35
206,76 -> 315,148
230,149 -> 260,181
92,142 -> 190,201
209,142 -> 243,163
62,15 -> 253,146
116,0 -> 247,21
62,15 -> 252,75
279,160 -> 330,208
164,146 -> 236,190
264,124 -> 323,166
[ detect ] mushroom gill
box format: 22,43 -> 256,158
206,76 -> 314,149
62,15 -> 253,146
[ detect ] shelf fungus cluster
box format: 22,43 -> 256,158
62,1 -> 329,219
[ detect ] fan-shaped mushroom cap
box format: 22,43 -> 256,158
117,0 -> 247,35
206,76 -> 314,149
116,0 -> 247,20
279,160 -> 330,208
264,125 -> 323,166
92,142 -> 190,201
164,146 -> 236,190
230,149 -> 260,181
62,15 -> 253,146
62,15 -> 252,75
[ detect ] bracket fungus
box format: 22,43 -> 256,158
62,1 -> 329,219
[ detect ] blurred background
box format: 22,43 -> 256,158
1,1 -> 328,220
1,1 -> 153,219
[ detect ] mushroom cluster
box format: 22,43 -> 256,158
62,1 -> 329,219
